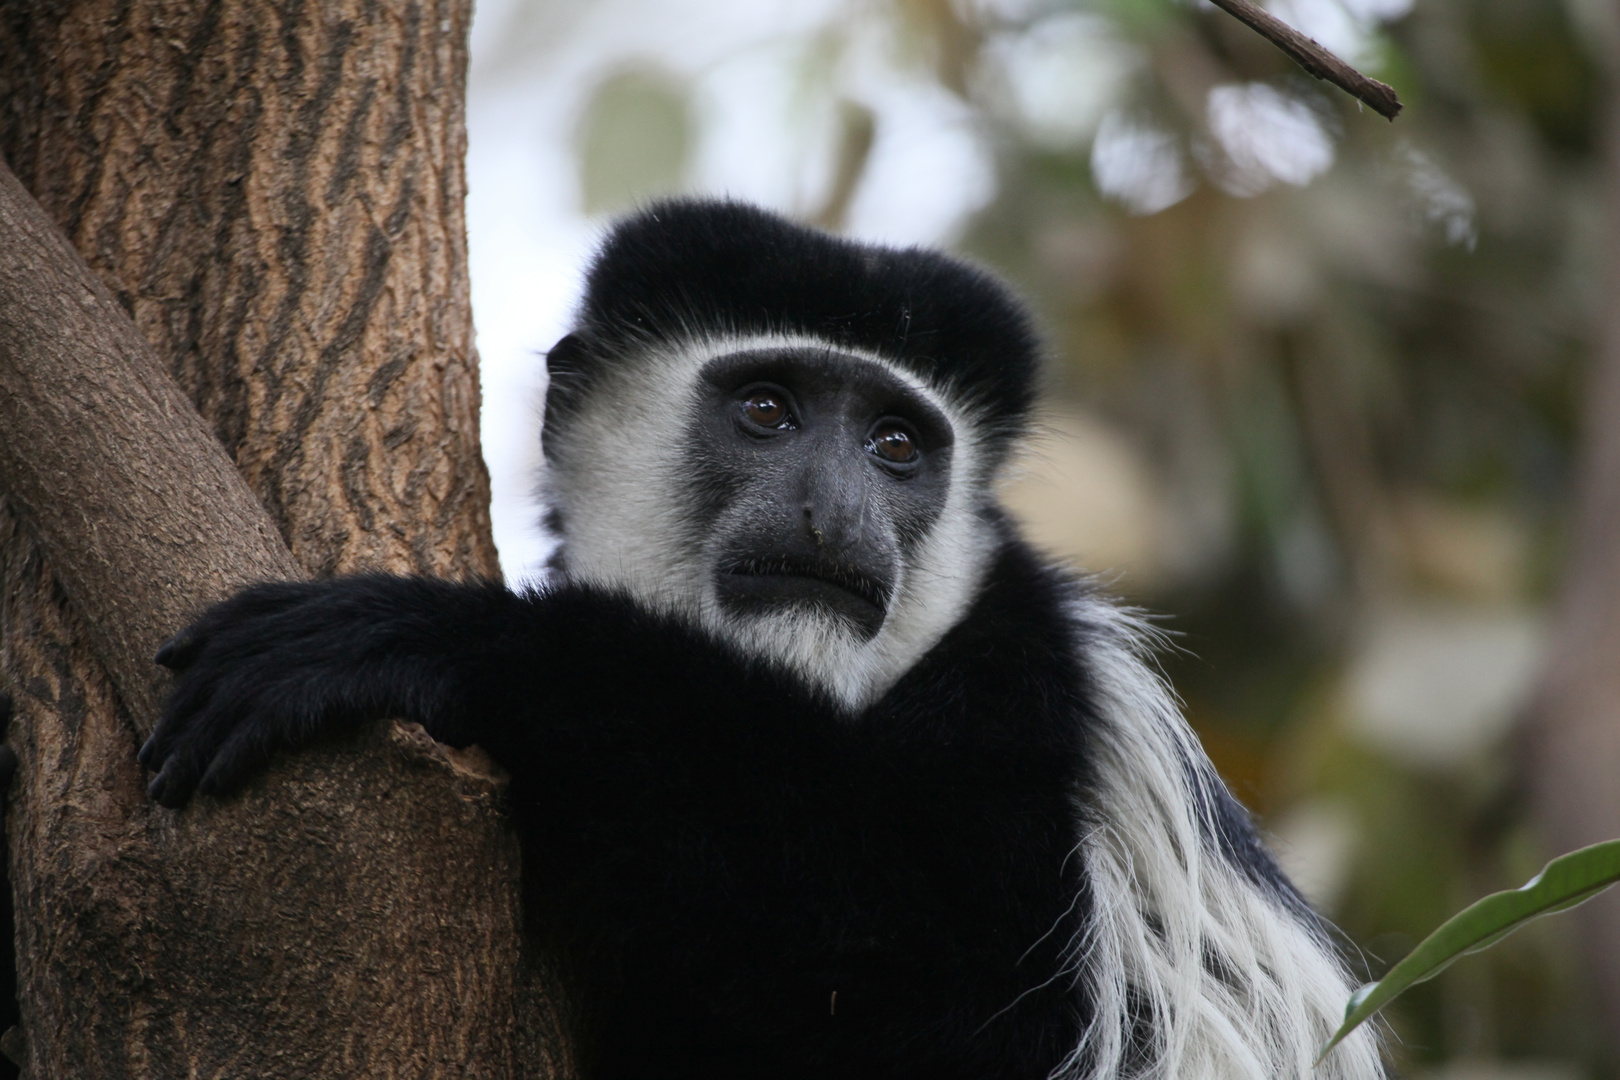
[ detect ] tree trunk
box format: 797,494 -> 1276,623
0,2 -> 571,1074
1522,72 -> 1620,1057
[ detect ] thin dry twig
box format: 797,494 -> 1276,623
1208,0 -> 1402,120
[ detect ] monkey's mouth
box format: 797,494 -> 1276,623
717,555 -> 891,638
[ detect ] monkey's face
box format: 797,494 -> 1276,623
687,348 -> 955,641
543,335 -> 1000,710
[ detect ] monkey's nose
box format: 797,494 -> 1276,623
799,468 -> 869,551
803,506 -> 826,548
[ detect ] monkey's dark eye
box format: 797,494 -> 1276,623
740,391 -> 792,429
867,424 -> 918,464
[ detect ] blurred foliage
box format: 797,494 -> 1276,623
932,0 -> 1611,1072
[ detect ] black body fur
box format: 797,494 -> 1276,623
145,539 -> 1100,1079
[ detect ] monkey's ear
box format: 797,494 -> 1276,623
544,333 -> 591,379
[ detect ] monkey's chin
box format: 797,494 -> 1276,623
715,572 -> 887,640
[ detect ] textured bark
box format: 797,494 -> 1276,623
0,0 -> 498,579
0,161 -> 299,725
0,1 -> 570,1075
1523,79 -> 1620,1056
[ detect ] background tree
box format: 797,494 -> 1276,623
0,2 -> 571,1074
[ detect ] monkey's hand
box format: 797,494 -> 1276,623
139,576 -> 502,808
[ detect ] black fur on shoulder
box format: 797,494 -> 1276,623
545,199 -> 1041,462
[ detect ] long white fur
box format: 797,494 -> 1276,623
1056,598 -> 1384,1079
542,333 -> 1383,1078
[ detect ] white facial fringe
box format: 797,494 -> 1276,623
547,331 -> 1000,712
1057,597 -> 1384,1080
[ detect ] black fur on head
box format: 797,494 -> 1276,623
543,199 -> 1042,462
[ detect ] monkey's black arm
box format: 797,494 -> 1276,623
137,563 -> 1092,1075
139,575 -> 539,807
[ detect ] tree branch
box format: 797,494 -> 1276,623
1208,0 -> 1402,120
0,158 -> 301,729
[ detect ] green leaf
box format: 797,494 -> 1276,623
1316,838 -> 1620,1066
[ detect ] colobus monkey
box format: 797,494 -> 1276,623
140,201 -> 1383,1080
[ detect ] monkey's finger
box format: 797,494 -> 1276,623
147,673 -> 272,799
139,709 -> 207,776
154,628 -> 207,670
195,719 -> 279,799
140,715 -> 187,772
147,751 -> 205,808
140,668 -> 229,770
137,729 -> 181,773
145,697 -> 244,806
